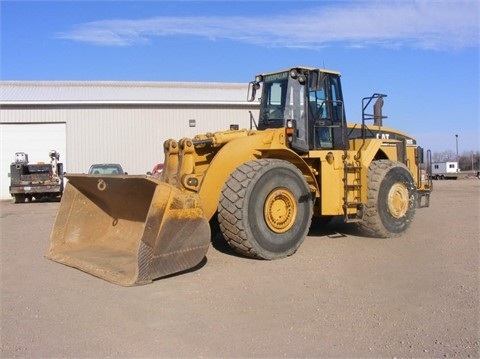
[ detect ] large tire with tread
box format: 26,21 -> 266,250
218,159 -> 313,259
360,160 -> 417,238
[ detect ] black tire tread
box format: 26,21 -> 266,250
359,160 -> 416,238
218,160 -> 265,258
218,159 -> 312,259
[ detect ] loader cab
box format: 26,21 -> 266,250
248,67 -> 348,153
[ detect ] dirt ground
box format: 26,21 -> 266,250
1,180 -> 479,358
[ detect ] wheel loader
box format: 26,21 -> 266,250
46,66 -> 432,286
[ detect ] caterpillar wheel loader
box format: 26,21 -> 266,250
46,66 -> 432,286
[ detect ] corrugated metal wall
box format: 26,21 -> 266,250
1,103 -> 258,175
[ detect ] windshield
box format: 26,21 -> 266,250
258,71 -> 305,131
258,72 -> 288,129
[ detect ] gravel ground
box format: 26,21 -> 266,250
1,179 -> 479,358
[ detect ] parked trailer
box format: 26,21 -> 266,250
431,161 -> 460,180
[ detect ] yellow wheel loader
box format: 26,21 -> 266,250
46,66 -> 432,286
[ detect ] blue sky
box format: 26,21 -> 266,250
1,0 -> 479,154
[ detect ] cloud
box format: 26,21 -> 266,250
56,1 -> 479,50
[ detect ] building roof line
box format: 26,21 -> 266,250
0,100 -> 257,106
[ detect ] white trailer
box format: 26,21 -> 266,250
431,161 -> 459,179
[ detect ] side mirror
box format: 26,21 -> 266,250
247,81 -> 260,102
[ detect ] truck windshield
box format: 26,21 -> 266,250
88,164 -> 124,175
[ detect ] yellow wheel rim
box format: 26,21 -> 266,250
264,188 -> 297,233
387,183 -> 409,218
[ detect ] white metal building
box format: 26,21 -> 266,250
0,81 -> 259,199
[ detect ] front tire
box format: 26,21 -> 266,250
360,160 -> 417,238
218,159 -> 313,259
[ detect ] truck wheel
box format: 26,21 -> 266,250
14,194 -> 26,204
218,159 -> 313,259
360,160 -> 417,238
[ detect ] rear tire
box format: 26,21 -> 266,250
14,194 -> 26,204
218,159 -> 313,259
360,160 -> 417,238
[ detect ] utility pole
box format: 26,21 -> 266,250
455,134 -> 459,161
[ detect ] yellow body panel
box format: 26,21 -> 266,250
168,126 -> 426,219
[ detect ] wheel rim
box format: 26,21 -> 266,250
264,188 -> 297,233
387,183 -> 410,218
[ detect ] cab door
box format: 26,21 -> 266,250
310,73 -> 348,150
288,77 -> 310,153
328,75 -> 348,150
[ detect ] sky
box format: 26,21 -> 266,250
1,0 -> 479,154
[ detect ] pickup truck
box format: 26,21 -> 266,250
88,163 -> 126,175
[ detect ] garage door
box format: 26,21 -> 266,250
0,123 -> 67,200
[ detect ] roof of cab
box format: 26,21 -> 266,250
258,66 -> 341,78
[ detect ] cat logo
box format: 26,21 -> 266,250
376,133 -> 390,139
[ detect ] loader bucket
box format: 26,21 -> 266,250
46,174 -> 211,286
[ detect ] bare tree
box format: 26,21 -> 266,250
432,150 -> 457,162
